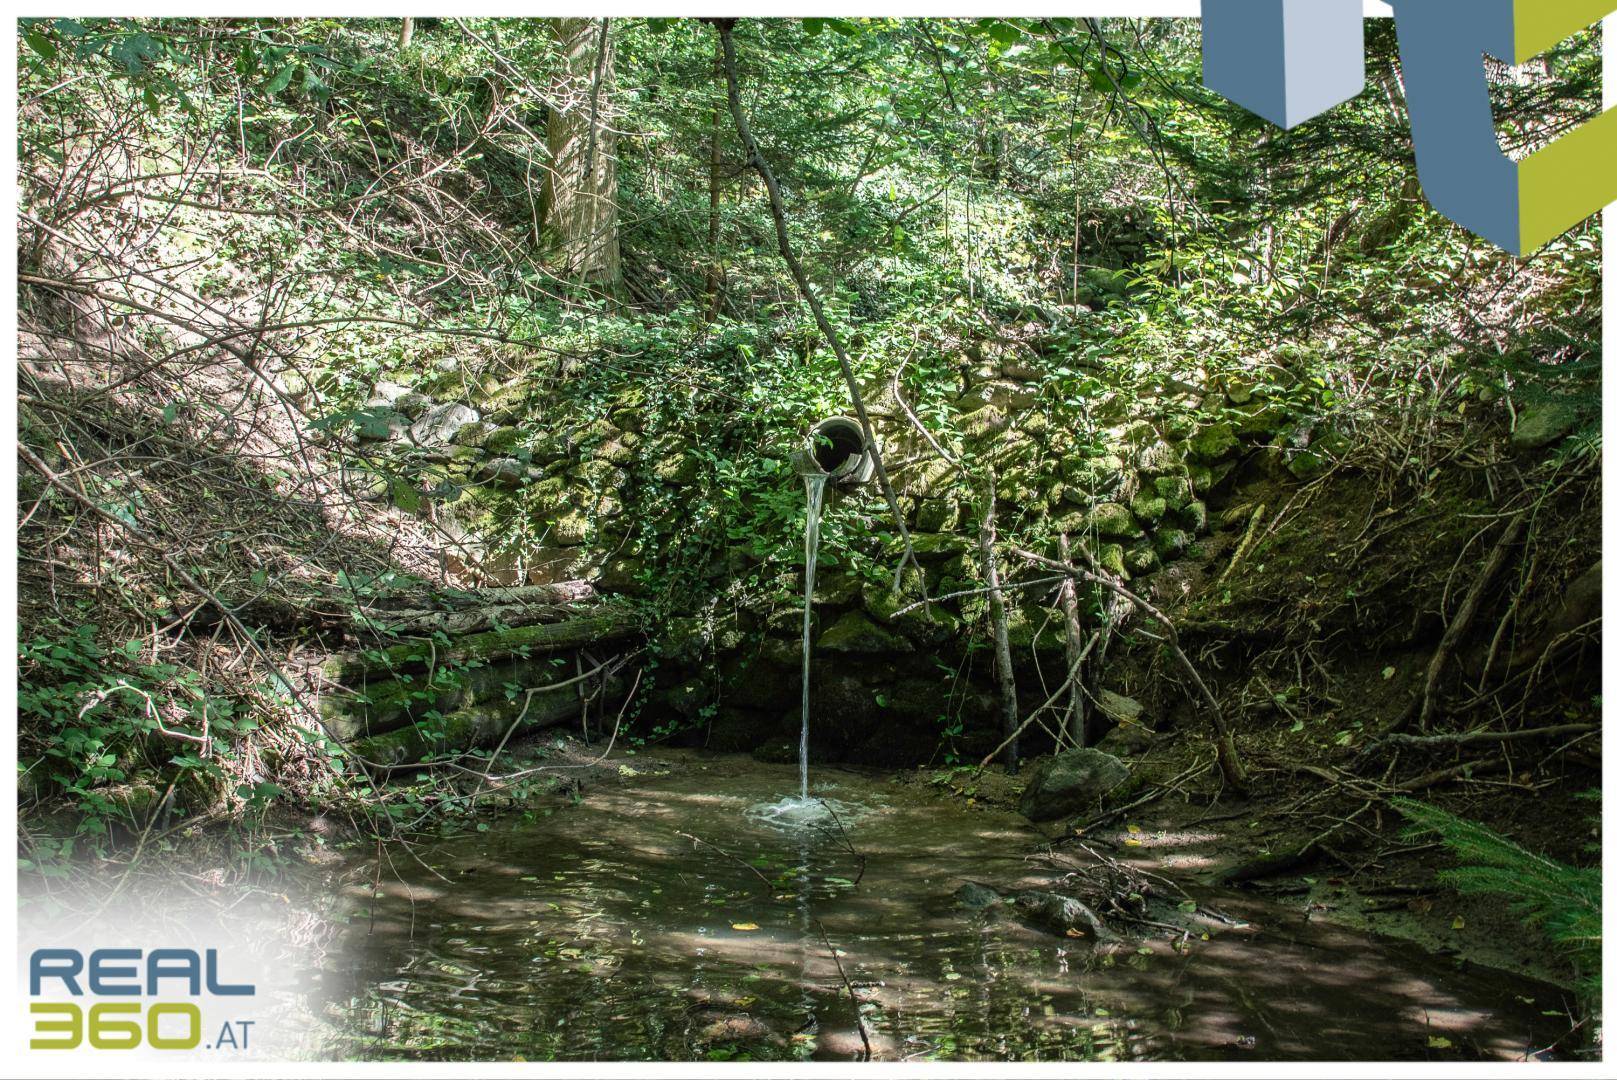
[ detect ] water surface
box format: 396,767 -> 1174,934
317,756 -> 1560,1062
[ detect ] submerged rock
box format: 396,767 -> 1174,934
1010,889 -> 1111,939
1018,747 -> 1131,821
953,881 -> 1003,911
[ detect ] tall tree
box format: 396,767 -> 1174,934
543,17 -> 621,291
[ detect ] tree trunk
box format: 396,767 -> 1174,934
543,17 -> 621,292
705,38 -> 726,319
980,469 -> 1020,775
398,17 -> 414,50
1057,533 -> 1087,748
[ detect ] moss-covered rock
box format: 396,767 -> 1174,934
1287,449 -> 1329,481
476,458 -> 527,488
1017,747 -> 1131,821
1095,543 -> 1129,579
528,476 -> 570,514
1006,607 -> 1067,653
864,585 -> 962,645
596,432 -> 639,465
1153,474 -> 1192,510
903,457 -> 960,498
596,556 -> 647,594
903,531 -> 974,562
348,679 -> 616,767
322,608 -> 639,685
1135,439 -> 1184,477
653,449 -> 701,484
1188,422 -> 1238,461
1176,499 -> 1209,534
1153,528 -> 1191,560
915,498 -> 960,532
1230,401 -> 1288,438
550,511 -> 590,546
1129,490 -> 1167,525
813,570 -> 865,606
1088,502 -> 1144,540
817,610 -> 913,654
1123,543 -> 1160,577
1511,401 -> 1579,451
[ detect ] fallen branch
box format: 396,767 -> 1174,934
1216,502 -> 1266,586
1399,510 -> 1527,733
1013,546 -> 1248,789
676,829 -> 774,893
1366,722 -> 1595,758
813,917 -> 873,1061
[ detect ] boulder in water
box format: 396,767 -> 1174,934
1010,889 -> 1111,939
1018,747 -> 1131,821
953,881 -> 1003,911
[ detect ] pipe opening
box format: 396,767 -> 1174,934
812,418 -> 866,476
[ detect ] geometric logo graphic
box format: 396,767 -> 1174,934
1203,1 -> 1366,129
1204,0 -> 1617,255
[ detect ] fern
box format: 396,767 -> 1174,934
1393,798 -> 1601,1003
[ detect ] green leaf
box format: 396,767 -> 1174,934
24,29 -> 56,60
263,63 -> 296,95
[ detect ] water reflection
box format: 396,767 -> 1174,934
317,758 -> 1559,1062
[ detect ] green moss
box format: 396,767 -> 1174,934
1188,422 -> 1238,461
1088,502 -> 1144,540
817,609 -> 913,654
1130,490 -> 1168,524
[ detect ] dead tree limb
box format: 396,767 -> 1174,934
1401,510 -> 1527,733
1367,722 -> 1594,756
714,19 -> 922,595
1057,533 -> 1086,748
1013,545 -> 1249,789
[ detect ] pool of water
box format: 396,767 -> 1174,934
314,755 -> 1562,1062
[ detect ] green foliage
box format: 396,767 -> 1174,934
1393,797 -> 1601,1002
17,620 -> 259,847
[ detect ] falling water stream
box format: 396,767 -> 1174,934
799,471 -> 829,800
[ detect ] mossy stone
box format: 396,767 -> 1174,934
915,498 -> 960,533
1188,423 -> 1239,461
1154,474 -> 1192,510
817,610 -> 913,654
1124,543 -> 1160,577
1135,440 -> 1184,477
1130,491 -> 1168,525
1511,401 -> 1579,451
1088,502 -> 1144,540
1095,543 -> 1129,579
551,511 -> 590,546
1153,528 -> 1191,560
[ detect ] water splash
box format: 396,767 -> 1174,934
799,471 -> 829,800
743,794 -> 864,832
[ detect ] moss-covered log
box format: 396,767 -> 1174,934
321,605 -> 640,686
318,653 -> 593,741
349,672 -> 627,768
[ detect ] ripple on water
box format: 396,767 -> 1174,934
743,794 -> 865,833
